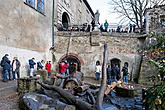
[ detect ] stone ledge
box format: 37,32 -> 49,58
56,31 -> 148,38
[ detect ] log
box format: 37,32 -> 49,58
54,101 -> 76,110
37,81 -> 97,110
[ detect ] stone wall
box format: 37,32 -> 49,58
0,0 -> 52,52
54,32 -> 144,78
0,0 -> 53,77
139,60 -> 159,85
145,5 -> 165,34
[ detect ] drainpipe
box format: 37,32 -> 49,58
51,0 -> 56,63
52,0 -> 55,47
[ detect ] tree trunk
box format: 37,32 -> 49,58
96,43 -> 108,110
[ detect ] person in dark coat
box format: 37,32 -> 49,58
37,60 -> 44,70
100,24 -> 104,32
91,18 -> 95,31
12,57 -> 21,80
111,64 -> 117,82
29,58 -> 36,77
122,62 -> 129,84
107,65 -> 111,84
115,65 -> 121,81
129,24 -> 132,33
1,54 -> 11,81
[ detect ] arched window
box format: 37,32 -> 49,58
110,58 -> 121,69
62,12 -> 70,30
37,0 -> 45,13
59,54 -> 84,72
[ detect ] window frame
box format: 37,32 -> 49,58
25,0 -> 45,15
26,0 -> 35,8
37,0 -> 45,14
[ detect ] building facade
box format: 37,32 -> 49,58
0,0 -> 54,77
0,0 -> 94,78
0,0 -> 145,80
145,5 -> 165,34
55,0 -> 94,30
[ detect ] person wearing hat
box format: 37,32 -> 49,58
12,57 -> 21,80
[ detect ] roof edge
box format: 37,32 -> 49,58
83,0 -> 94,17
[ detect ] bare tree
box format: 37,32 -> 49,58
109,0 -> 165,32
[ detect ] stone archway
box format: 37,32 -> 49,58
59,53 -> 84,72
62,12 -> 70,30
110,58 -> 121,69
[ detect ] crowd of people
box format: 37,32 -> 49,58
1,53 -> 129,85
95,61 -> 129,84
0,54 -> 78,82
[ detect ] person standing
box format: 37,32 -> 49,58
122,62 -> 129,84
100,24 -> 104,32
37,60 -> 45,70
28,58 -> 36,77
0,54 -> 11,82
111,64 -> 117,82
129,24 -> 132,33
45,61 -> 52,77
12,57 -> 21,80
104,20 -> 109,32
115,65 -> 121,81
59,60 -> 69,77
95,60 -> 102,80
107,64 -> 111,84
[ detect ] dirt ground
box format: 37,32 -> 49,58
0,80 -> 19,110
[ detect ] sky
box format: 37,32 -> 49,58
87,0 -> 121,26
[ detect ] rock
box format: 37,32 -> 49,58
19,93 -> 76,110
135,105 -> 144,110
102,103 -> 119,110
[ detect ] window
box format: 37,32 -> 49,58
37,0 -> 45,13
25,0 -> 45,15
26,0 -> 35,7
